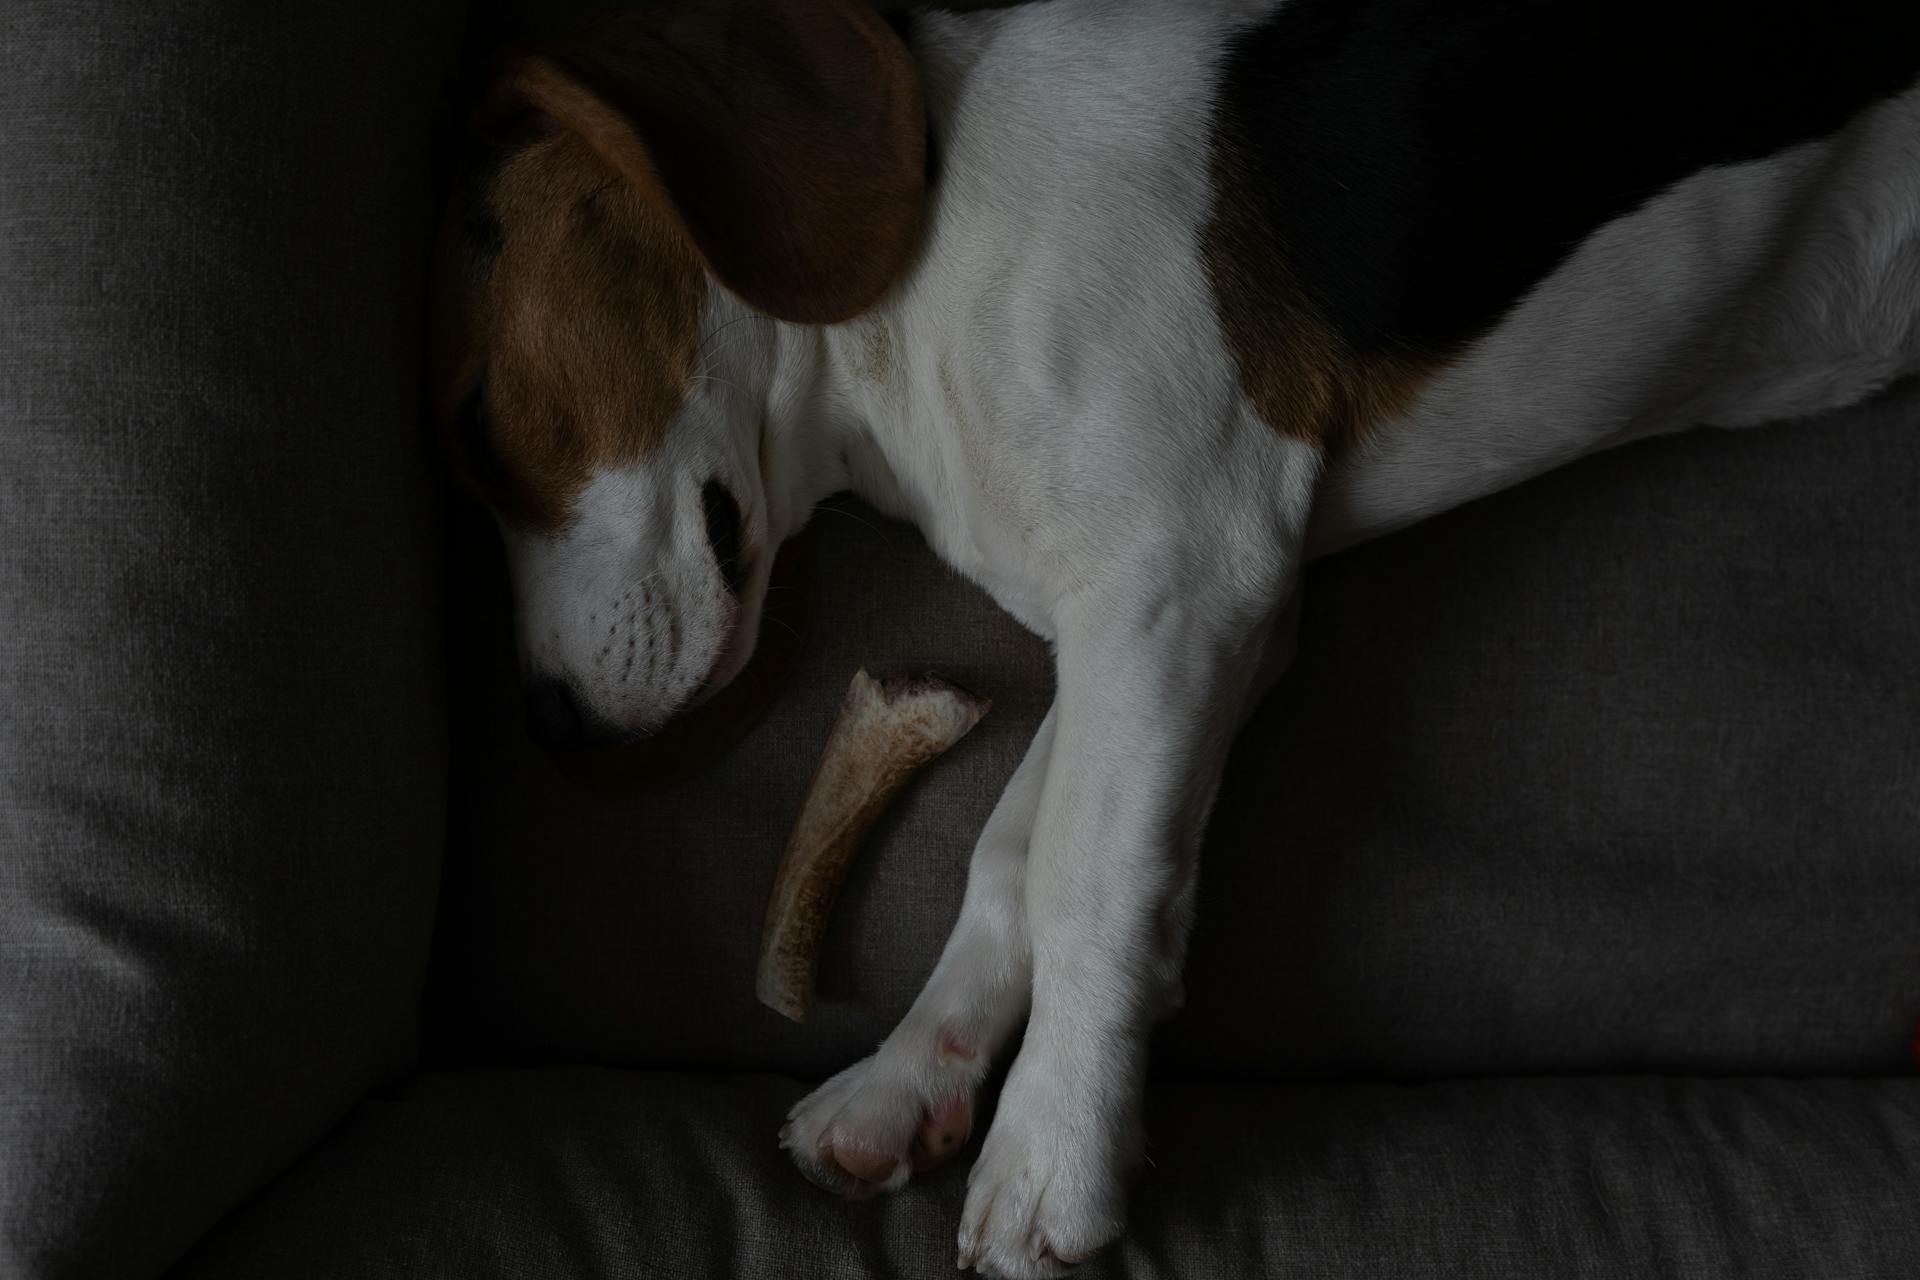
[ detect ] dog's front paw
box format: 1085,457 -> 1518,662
780,1044 -> 979,1199
957,1051 -> 1138,1278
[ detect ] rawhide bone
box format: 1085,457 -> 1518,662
756,669 -> 990,1022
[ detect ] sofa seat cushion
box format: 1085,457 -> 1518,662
173,1068 -> 1920,1279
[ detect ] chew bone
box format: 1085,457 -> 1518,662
757,669 -> 990,1022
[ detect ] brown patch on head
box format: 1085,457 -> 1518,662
470,130 -> 705,529
1202,131 -> 1445,451
430,1 -> 927,532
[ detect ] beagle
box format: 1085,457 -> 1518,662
431,1 -> 1920,1274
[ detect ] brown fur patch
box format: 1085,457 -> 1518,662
1202,131 -> 1443,451
460,129 -> 706,530
430,1 -> 926,534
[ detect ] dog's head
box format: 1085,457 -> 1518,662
432,1 -> 924,749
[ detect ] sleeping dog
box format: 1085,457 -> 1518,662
431,1 -> 1920,1274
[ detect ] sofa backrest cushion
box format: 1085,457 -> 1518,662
0,6 -> 457,1275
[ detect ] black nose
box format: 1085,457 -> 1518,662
524,679 -> 594,752
701,479 -> 745,596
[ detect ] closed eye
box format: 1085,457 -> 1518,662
702,479 -> 746,596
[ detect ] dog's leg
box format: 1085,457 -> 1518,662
781,595 -> 1295,1202
1145,592 -> 1302,1025
958,596 -> 1278,1278
781,706 -> 1056,1197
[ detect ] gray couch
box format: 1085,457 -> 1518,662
3,4 -> 1917,1278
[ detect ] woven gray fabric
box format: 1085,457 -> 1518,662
1171,379 -> 1920,1080
0,5 -> 457,1276
425,382 -> 1920,1080
171,1068 -> 1920,1279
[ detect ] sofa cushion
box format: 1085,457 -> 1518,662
171,1068 -> 1920,1279
0,5 -> 458,1276
425,382 -> 1920,1081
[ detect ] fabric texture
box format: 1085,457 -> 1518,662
425,382 -> 1920,1081
171,1068 -> 1920,1279
0,4 -> 459,1276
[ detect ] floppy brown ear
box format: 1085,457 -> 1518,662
498,0 -> 926,326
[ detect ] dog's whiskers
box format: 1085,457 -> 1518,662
690,373 -> 750,400
693,313 -> 777,382
696,311 -> 775,353
810,501 -> 892,541
760,613 -> 803,645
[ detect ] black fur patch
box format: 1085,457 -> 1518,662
1216,0 -> 1920,358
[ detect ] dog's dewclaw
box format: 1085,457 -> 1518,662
757,669 -> 990,1022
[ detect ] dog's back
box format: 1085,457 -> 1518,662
893,0 -> 1920,554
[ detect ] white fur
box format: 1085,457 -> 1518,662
502,1 -> 1920,1272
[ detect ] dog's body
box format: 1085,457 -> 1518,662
436,2 -> 1920,1274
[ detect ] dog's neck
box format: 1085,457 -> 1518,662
731,9 -> 1005,562
743,293 -> 937,553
